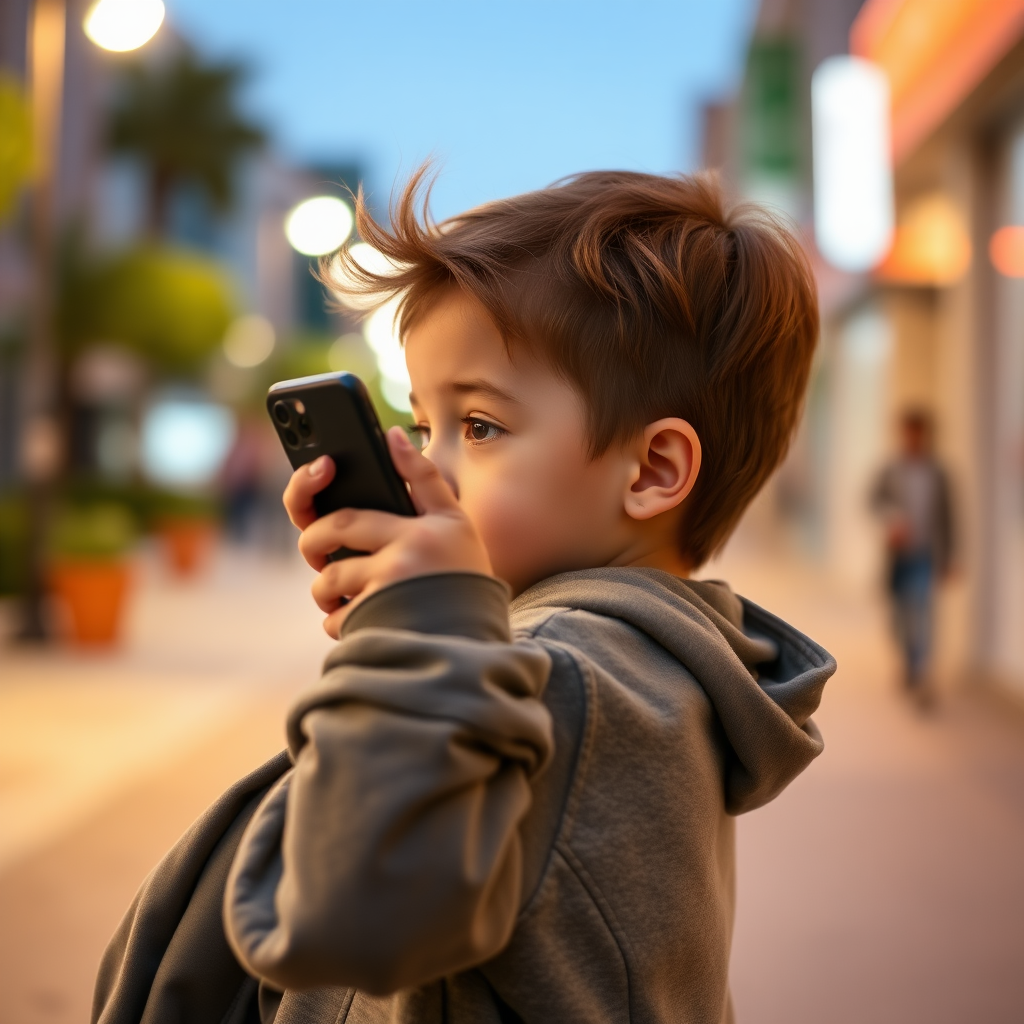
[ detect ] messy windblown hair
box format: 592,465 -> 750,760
324,166 -> 819,567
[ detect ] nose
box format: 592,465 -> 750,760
421,442 -> 460,500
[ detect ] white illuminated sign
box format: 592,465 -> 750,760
811,56 -> 894,272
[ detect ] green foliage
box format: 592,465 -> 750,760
0,492 -> 29,595
49,502 -> 137,561
61,244 -> 235,373
106,50 -> 265,234
144,489 -> 221,524
272,332 -> 335,383
365,376 -> 413,432
0,73 -> 32,222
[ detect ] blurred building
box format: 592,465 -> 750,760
0,0 -> 368,488
705,0 -> 1024,698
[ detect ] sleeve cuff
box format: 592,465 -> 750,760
339,572 -> 512,643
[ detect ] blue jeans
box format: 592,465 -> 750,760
889,553 -> 934,686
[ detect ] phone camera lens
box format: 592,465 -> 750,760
283,428 -> 300,448
273,401 -> 291,425
297,414 -> 312,438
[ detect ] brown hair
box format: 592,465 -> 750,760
326,167 -> 819,567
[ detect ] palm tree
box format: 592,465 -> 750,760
106,49 -> 266,236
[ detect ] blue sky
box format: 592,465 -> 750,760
165,0 -> 755,219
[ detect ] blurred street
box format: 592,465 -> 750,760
0,543 -> 335,1024
1,542 -> 1022,1024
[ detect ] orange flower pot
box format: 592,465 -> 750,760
49,559 -> 132,646
157,517 -> 216,577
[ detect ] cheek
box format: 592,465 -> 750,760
457,442 -> 621,583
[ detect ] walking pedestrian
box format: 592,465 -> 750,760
871,409 -> 955,701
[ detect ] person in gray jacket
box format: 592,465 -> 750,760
871,409 -> 954,698
94,169 -> 835,1024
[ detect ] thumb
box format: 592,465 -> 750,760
387,426 -> 458,514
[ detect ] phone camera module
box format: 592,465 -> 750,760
273,401 -> 291,425
283,428 -> 300,448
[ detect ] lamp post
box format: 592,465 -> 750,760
20,0 -> 164,640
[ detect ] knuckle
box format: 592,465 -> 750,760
329,507 -> 356,531
322,559 -> 344,591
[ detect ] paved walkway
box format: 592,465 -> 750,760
0,546 -> 334,1024
1,543 -> 1022,1023
720,551 -> 1024,1024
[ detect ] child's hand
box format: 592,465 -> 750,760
283,427 -> 493,637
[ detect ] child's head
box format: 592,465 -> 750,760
328,168 -> 818,592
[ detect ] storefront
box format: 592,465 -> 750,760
840,1 -> 1024,693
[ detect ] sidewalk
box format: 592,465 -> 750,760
0,545 -> 334,1024
717,548 -> 1024,1024
1,544 -> 1023,1023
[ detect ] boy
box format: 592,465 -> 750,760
94,170 -> 835,1024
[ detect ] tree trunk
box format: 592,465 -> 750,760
148,164 -> 173,238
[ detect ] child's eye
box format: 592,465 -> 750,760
406,424 -> 430,449
463,418 -> 505,444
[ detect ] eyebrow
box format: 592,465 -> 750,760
410,378 -> 522,407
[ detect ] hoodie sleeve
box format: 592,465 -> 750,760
223,573 -> 554,996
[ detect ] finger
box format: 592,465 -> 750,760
387,426 -> 459,515
283,456 -> 335,530
321,577 -> 378,638
299,507 -> 406,570
311,554 -> 378,613
323,602 -> 353,640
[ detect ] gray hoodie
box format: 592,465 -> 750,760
93,567 -> 835,1024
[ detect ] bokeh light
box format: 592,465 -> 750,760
140,397 -> 236,487
878,193 -> 972,285
222,314 -> 275,368
363,298 -> 412,412
989,225 -> 1024,277
811,55 -> 894,272
327,332 -> 376,378
284,196 -> 354,256
327,243 -> 401,311
83,0 -> 165,52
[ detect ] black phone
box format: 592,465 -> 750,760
267,372 -> 416,560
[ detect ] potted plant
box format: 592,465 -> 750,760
147,490 -> 221,577
48,502 -> 137,645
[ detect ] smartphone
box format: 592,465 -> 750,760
267,372 -> 416,559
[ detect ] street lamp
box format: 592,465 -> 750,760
324,242 -> 412,414
284,196 -> 354,256
84,0 -> 164,52
20,0 -> 164,639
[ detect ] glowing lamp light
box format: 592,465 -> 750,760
284,196 -> 354,256
84,0 -> 165,52
811,56 -> 894,272
223,314 -> 275,368
990,226 -> 1024,278
140,398 -> 236,487
878,193 -> 972,286
364,298 -> 412,412
327,242 -> 401,311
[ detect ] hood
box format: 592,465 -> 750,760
512,566 -> 837,814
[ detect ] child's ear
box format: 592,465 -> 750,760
623,418 -> 701,521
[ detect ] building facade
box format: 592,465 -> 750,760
710,0 -> 1024,696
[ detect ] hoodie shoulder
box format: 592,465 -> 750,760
512,566 -> 836,814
